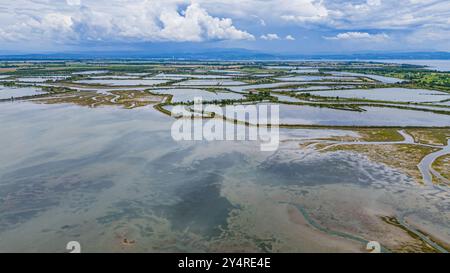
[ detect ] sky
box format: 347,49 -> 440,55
0,0 -> 449,54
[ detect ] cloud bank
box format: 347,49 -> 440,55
0,0 -> 254,43
324,32 -> 389,42
0,0 -> 448,52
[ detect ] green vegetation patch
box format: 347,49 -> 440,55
357,128 -> 404,142
405,128 -> 450,146
433,154 -> 450,181
329,67 -> 450,92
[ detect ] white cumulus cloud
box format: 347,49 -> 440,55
260,33 -> 280,40
324,32 -> 389,42
0,0 -> 254,43
198,0 -> 329,24
0,0 -> 449,51
66,0 -> 81,6
285,35 -> 296,40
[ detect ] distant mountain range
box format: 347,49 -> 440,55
0,49 -> 449,61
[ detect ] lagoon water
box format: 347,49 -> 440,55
75,79 -> 169,86
309,88 -> 450,103
209,70 -> 245,75
218,103 -> 450,126
276,75 -> 360,82
89,75 -> 141,79
150,88 -> 243,103
1,59 -> 450,252
330,71 -> 404,83
277,105 -> 450,126
175,79 -> 246,86
291,69 -> 319,73
0,86 -> 44,99
73,70 -> 109,75
17,76 -> 69,83
370,60 -> 450,72
274,86 -> 354,92
152,74 -> 233,80
0,102 -> 449,252
434,101 -> 450,106
229,82 -> 301,93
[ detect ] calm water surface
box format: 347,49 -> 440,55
0,101 -> 448,252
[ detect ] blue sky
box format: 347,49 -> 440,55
0,0 -> 449,54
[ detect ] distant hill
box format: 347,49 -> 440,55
295,52 -> 450,60
0,49 -> 449,61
